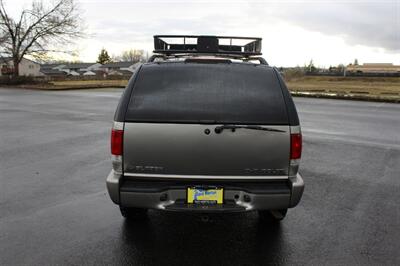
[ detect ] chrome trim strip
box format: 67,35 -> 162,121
124,173 -> 288,180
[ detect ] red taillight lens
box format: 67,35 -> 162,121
111,129 -> 123,155
290,133 -> 302,159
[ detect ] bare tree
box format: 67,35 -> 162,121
119,49 -> 145,63
0,0 -> 84,76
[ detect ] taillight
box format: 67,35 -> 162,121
290,133 -> 302,159
111,122 -> 124,174
111,129 -> 123,155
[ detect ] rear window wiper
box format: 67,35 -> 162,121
214,125 -> 286,134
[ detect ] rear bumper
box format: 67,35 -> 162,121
106,171 -> 304,212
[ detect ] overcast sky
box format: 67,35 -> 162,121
6,0 -> 400,67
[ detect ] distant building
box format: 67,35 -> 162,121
61,62 -> 102,76
39,61 -> 141,77
40,62 -> 103,76
100,61 -> 141,76
40,64 -> 67,77
347,63 -> 400,74
0,57 -> 42,76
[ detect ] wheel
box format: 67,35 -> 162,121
119,206 -> 147,220
258,209 -> 288,222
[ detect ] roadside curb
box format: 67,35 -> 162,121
291,91 -> 400,103
1,84 -> 126,91
37,85 -> 126,91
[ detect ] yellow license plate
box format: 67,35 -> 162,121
187,187 -> 223,204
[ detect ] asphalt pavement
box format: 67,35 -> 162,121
0,88 -> 399,265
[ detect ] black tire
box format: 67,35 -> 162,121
120,206 -> 148,220
258,209 -> 288,222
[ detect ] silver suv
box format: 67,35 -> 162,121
106,35 -> 304,221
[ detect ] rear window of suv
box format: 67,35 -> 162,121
125,63 -> 288,124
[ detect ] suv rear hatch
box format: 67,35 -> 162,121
123,62 -> 291,178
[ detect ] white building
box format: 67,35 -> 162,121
347,63 -> 400,74
0,57 -> 42,76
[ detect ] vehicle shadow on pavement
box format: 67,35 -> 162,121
117,210 -> 288,265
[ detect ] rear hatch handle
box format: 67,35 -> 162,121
214,125 -> 286,134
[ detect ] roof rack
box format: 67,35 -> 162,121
151,35 -> 267,63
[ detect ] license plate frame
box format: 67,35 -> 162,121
187,187 -> 224,204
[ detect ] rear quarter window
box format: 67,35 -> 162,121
125,63 -> 288,124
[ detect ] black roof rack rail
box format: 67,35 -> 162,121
153,35 -> 262,57
148,54 -> 268,65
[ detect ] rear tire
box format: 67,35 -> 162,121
259,209 -> 287,222
120,206 -> 147,220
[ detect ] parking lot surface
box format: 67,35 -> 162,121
0,88 -> 399,265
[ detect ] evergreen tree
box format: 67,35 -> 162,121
306,59 -> 317,73
97,48 -> 111,64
